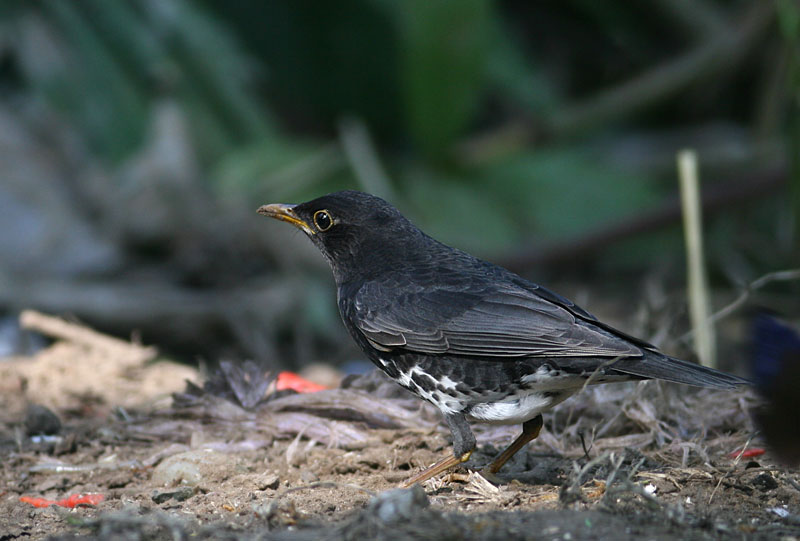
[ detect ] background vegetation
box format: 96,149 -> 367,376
0,0 -> 797,371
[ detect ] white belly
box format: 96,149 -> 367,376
467,390 -> 576,425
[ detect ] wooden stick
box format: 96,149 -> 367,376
19,310 -> 156,365
677,150 -> 716,368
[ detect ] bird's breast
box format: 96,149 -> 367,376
372,354 -> 579,425
465,389 -> 576,425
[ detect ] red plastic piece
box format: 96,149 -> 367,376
276,371 -> 328,393
20,493 -> 104,508
728,447 -> 766,459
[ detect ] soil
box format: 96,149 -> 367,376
1,312 -> 799,540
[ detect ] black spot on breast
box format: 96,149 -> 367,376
377,359 -> 400,379
411,371 -> 437,393
436,383 -> 458,397
455,382 -> 473,395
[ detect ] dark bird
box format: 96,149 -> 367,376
750,313 -> 800,465
258,191 -> 749,485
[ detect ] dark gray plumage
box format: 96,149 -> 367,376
259,190 -> 748,485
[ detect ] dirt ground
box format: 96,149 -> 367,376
1,312 -> 799,540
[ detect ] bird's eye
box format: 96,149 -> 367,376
313,210 -> 333,231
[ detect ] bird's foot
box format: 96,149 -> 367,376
401,451 -> 472,488
484,415 -> 544,474
476,468 -> 503,485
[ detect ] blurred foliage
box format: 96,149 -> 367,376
0,0 -> 795,274
397,0 -> 491,162
777,0 -> 800,256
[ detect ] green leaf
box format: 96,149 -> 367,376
398,0 -> 491,161
213,138 -> 346,200
403,169 -> 517,254
475,148 -> 662,239
485,19 -> 560,116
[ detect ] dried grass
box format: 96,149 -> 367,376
540,380 -> 756,466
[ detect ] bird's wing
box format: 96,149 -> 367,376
350,281 -> 640,358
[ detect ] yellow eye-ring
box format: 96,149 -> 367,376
313,210 -> 333,231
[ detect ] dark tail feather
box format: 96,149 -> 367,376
611,353 -> 750,389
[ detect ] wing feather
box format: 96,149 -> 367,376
350,280 -> 640,359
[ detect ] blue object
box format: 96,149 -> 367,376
751,312 -> 800,392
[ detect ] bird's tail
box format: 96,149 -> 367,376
610,353 -> 750,389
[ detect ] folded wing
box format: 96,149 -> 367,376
351,281 -> 641,359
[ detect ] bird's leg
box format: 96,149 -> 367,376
402,413 -> 475,487
484,414 -> 543,474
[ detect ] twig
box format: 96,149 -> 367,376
560,451 -> 613,504
20,310 -> 137,351
677,268 -> 800,345
601,454 -> 647,507
579,430 -> 593,460
710,268 -> 800,323
499,165 -> 786,272
19,310 -> 156,365
678,150 -> 716,368
603,452 -> 627,489
581,356 -> 624,391
708,434 -> 753,505
1,276 -> 300,361
600,456 -> 688,524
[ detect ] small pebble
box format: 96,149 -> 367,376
768,506 -> 789,518
151,449 -> 228,487
152,486 -> 197,504
258,473 -> 281,490
25,405 -> 61,436
367,485 -> 429,523
753,472 -> 779,492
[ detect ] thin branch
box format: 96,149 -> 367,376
546,2 -> 774,136
677,268 -> 800,345
499,165 -> 786,272
19,310 -> 157,366
708,434 -> 754,505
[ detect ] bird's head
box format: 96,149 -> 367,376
258,191 -> 421,282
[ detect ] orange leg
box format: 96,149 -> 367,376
401,450 -> 473,487
403,412 -> 475,487
485,415 -> 543,474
